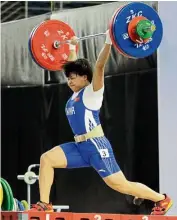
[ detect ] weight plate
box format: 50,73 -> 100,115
136,19 -> 155,39
15,198 -> 20,211
30,20 -> 78,71
13,198 -> 18,211
1,178 -> 14,211
21,200 -> 29,210
28,24 -> 44,69
17,200 -> 25,211
109,5 -> 130,57
111,5 -> 134,58
128,16 -> 147,43
110,5 -> 135,58
0,178 -> 11,210
0,183 -> 3,207
112,2 -> 163,58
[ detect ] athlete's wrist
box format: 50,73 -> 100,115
69,44 -> 76,51
105,30 -> 112,45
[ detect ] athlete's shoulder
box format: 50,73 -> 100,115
84,83 -> 104,96
83,83 -> 104,110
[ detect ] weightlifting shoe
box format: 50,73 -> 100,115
28,201 -> 54,212
151,194 -> 173,215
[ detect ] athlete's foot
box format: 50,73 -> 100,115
151,194 -> 173,215
28,201 -> 54,212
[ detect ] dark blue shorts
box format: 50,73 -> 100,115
60,136 -> 120,178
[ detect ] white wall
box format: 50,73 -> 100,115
158,1 -> 177,215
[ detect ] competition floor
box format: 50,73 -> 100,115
1,211 -> 177,220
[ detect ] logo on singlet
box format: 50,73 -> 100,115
66,106 -> 75,115
74,97 -> 80,102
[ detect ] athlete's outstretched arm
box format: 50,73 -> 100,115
67,46 -> 77,61
92,30 -> 112,91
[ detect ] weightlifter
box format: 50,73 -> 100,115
29,30 -> 172,215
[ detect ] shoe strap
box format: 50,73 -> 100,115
32,202 -> 49,211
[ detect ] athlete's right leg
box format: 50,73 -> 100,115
30,142 -> 89,211
39,146 -> 67,204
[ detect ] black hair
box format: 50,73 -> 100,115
62,58 -> 93,83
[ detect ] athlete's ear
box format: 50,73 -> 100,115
83,75 -> 88,81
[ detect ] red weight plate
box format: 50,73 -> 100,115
29,25 -> 45,69
128,16 -> 147,43
30,20 -> 78,71
111,6 -> 136,59
109,5 -> 135,58
109,6 -> 128,56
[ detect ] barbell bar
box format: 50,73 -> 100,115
28,2 -> 163,71
53,32 -> 106,48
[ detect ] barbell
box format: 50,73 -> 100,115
28,2 -> 163,71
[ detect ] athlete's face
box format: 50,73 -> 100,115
67,73 -> 89,92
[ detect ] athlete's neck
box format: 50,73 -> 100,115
74,82 -> 90,94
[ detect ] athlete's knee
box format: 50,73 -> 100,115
40,146 -> 67,168
40,152 -> 50,166
107,179 -> 131,194
104,172 -> 132,194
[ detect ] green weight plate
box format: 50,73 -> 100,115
1,178 -> 14,211
13,198 -> 18,211
136,19 -> 155,39
0,178 -> 11,210
15,198 -> 20,211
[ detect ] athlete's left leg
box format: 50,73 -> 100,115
90,148 -> 173,215
103,171 -> 173,215
103,171 -> 164,202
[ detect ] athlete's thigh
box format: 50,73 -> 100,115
89,137 -> 121,178
42,146 -> 68,168
60,142 -> 90,168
